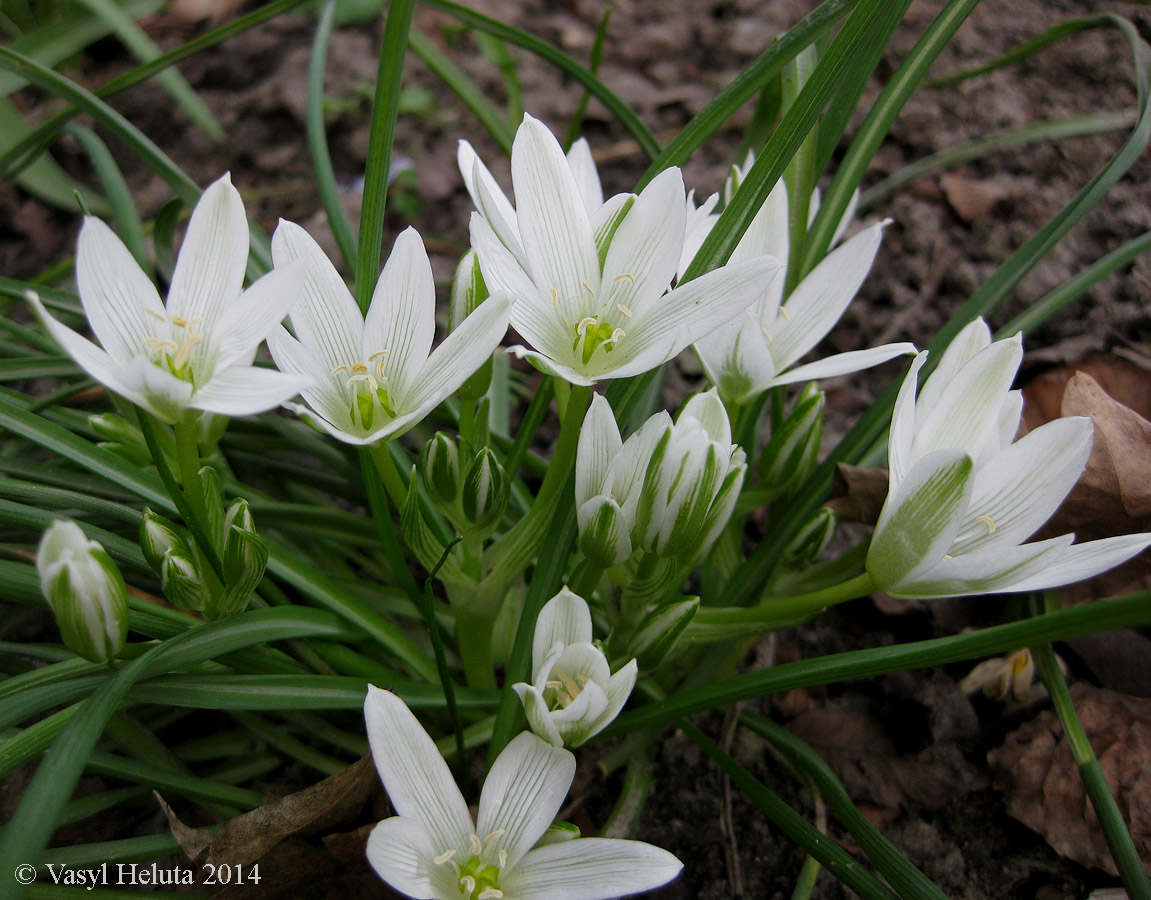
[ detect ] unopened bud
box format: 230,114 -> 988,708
139,509 -> 188,574
451,250 -> 494,399
779,507 -> 837,568
210,499 -> 267,621
462,448 -> 508,532
626,597 -> 699,669
160,549 -> 206,612
37,520 -> 128,663
577,496 -> 633,568
419,433 -> 461,509
758,385 -> 824,494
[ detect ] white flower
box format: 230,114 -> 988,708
267,222 -> 511,445
364,686 -> 681,900
37,520 -> 128,664
867,318 -> 1151,598
462,114 -> 782,385
30,174 -> 309,423
690,160 -> 915,404
512,588 -> 637,748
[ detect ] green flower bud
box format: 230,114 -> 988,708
577,496 -> 633,568
160,549 -> 207,612
758,385 -> 824,496
779,507 -> 837,568
450,250 -> 494,399
209,499 -> 267,621
419,432 -> 461,509
37,520 -> 128,663
198,465 -> 225,539
626,597 -> 699,669
139,508 -> 189,574
462,448 -> 508,532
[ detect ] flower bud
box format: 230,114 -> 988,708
626,597 -> 699,669
160,548 -> 207,612
462,447 -> 508,532
778,507 -> 837,569
577,496 -> 633,568
198,465 -> 225,539
450,250 -> 494,399
139,508 -> 188,574
758,385 -> 824,496
419,432 -> 461,509
37,520 -> 128,663
210,499 -> 267,620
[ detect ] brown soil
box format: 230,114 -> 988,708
5,0 -> 1151,898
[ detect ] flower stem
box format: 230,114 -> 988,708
368,441 -> 410,509
1031,640 -> 1151,900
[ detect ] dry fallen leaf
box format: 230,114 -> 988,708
823,463 -> 889,525
989,682 -> 1151,876
939,172 -> 1014,222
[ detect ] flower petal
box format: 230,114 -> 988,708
364,685 -> 473,851
890,534 -> 1074,599
887,351 -> 928,490
504,837 -> 682,900
75,216 -> 166,364
576,394 -> 623,508
116,356 -> 195,423
365,816 -> 442,900
213,261 -> 305,371
566,137 -> 603,213
507,344 -> 597,386
588,658 -> 637,739
532,587 -> 593,675
458,140 -> 525,265
364,227 -> 436,398
694,311 -> 777,406
165,173 -> 249,334
476,731 -> 575,870
271,219 -> 363,369
511,115 -> 600,313
514,682 -> 566,748
267,325 -> 351,432
916,317 -> 991,415
1005,533 -> 1151,593
188,365 -> 311,417
765,342 -> 918,389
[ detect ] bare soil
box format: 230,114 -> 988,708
4,0 -> 1151,898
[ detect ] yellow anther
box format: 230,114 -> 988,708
145,308 -> 167,321
976,516 -> 997,534
478,890 -> 504,900
369,350 -> 389,361
434,849 -> 457,865
485,830 -> 505,844
545,680 -> 563,690
779,306 -> 791,321
351,362 -> 369,373
942,554 -> 953,561
143,337 -> 178,354
172,335 -> 203,370
1011,650 -> 1031,677
470,834 -> 483,855
582,279 -> 596,296
460,876 -> 476,895
549,288 -> 559,306
612,272 -> 635,283
498,849 -> 507,868
576,317 -> 597,335
762,327 -> 773,342
170,315 -> 189,328
330,364 -> 350,376
616,303 -> 633,318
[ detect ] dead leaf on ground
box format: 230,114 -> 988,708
989,682 -> 1151,876
939,172 -> 1015,222
823,463 -> 888,525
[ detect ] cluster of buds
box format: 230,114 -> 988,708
418,433 -> 510,538
37,520 -> 128,663
140,466 -> 267,620
575,389 -> 746,569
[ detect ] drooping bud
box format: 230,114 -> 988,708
758,384 -> 824,497
419,432 -> 461,510
462,447 -> 508,532
160,548 -> 207,612
209,498 -> 267,620
139,508 -> 188,574
450,249 -> 494,399
37,520 -> 128,663
625,597 -> 699,669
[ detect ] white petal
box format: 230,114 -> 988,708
576,394 -> 623,507
765,342 -> 918,388
566,137 -> 603,213
548,678 -> 609,746
267,325 -> 351,431
890,534 -> 1074,599
399,292 -> 512,418
546,642 -> 612,690
512,115 -> 600,312
76,216 -> 165,364
608,412 -> 673,514
213,261 -> 305,371
887,352 -> 928,490
911,337 -> 1022,466
1005,533 -> 1151,592
677,189 -> 718,279
504,838 -> 682,900
364,685 -> 473,851
365,817 -> 442,900
117,355 -> 194,423
271,219 -> 363,369
532,588 -> 593,675
679,389 -> 731,446
731,175 -> 788,265
469,212 -> 537,302
694,311 -> 777,406
165,173 -> 248,334
507,344 -> 598,386
868,449 -> 973,591
364,227 -> 436,398
612,255 -> 782,381
600,167 -> 687,318
458,140 -> 525,265
188,365 -> 311,417
587,658 -> 638,739
917,317 -> 991,414
769,221 -> 884,372
951,417 -> 1093,556
476,731 -> 575,869
515,682 -> 566,748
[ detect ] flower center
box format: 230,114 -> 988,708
573,317 -> 624,366
544,667 -> 587,710
330,351 -> 394,430
435,832 -> 507,900
143,310 -> 204,381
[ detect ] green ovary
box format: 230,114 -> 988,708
456,855 -> 502,899
573,318 -> 621,366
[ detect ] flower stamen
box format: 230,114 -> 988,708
435,849 -> 457,865
616,303 -> 633,318
977,516 -> 997,534
612,272 -> 635,283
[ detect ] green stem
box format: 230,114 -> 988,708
781,44 -> 819,298
368,441 -> 410,509
1031,641 -> 1151,900
691,572 -> 875,639
457,609 -> 497,690
569,562 -> 605,601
